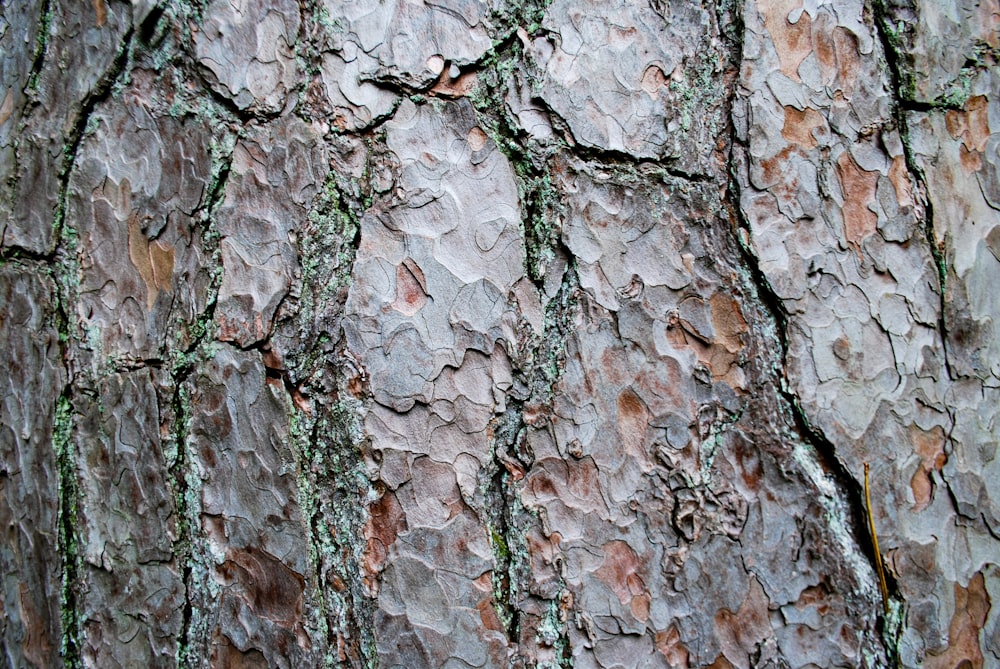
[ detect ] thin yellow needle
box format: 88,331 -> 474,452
865,462 -> 890,615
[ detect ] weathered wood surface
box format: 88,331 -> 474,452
1,0 -> 997,667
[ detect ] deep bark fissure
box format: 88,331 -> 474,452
485,416 -> 522,648
37,16 -> 141,667
53,390 -> 81,669
726,146 -> 905,663
272,157 -> 374,666
51,22 -> 136,251
721,7 -> 906,657
870,0 -> 954,384
168,377 -> 196,666
22,0 -> 53,99
167,133 -> 235,665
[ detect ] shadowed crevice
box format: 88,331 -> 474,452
871,0 -> 954,384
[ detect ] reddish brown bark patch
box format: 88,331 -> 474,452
655,624 -> 690,666
211,635 -> 269,669
947,96 -> 991,174
925,571 -> 991,669
714,577 -> 773,667
363,490 -> 406,585
595,540 -> 651,622
909,426 -> 948,512
128,211 -> 176,310
836,151 -> 878,248
617,388 -> 650,464
889,156 -> 914,211
218,547 -> 305,625
760,0 -> 812,81
781,106 -> 826,149
17,582 -> 53,668
393,258 -> 429,316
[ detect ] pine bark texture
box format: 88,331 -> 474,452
1,0 -> 998,667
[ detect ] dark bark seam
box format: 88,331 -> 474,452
870,0 -> 954,383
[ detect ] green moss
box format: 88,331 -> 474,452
25,0 -> 54,94
938,68 -> 974,108
286,394 -> 377,667
53,394 -> 82,668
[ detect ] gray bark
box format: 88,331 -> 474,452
1,0 -> 998,667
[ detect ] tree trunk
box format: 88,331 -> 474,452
1,0 -> 998,667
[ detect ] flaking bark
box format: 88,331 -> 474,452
1,0 -> 998,667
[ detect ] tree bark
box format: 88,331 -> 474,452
1,0 -> 998,667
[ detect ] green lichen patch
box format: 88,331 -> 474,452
53,393 -> 82,669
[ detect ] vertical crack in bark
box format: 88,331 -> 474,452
490,264 -> 579,664
301,398 -> 376,667
168,135 -> 235,665
52,390 -> 81,668
485,409 -> 523,649
279,164 -> 374,665
39,16 -> 140,666
723,0 -> 905,644
22,0 -> 53,99
167,378 -> 195,666
52,22 -> 136,252
725,156 -> 905,663
871,0 -> 954,384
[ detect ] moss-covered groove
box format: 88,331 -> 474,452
275,160 -> 374,666
166,122 -> 235,665
483,408 -> 525,645
488,263 -> 579,663
303,400 -> 378,667
52,390 -> 81,668
23,0 -> 54,97
36,13 -> 140,666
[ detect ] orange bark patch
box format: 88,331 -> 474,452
362,490 -> 406,584
888,156 -> 914,210
18,582 -> 53,667
832,27 -> 861,97
924,571 -> 991,669
781,106 -> 826,149
641,65 -> 668,98
430,70 -> 479,99
836,151 -> 879,248
666,295 -> 748,387
707,654 -> 736,669
810,14 -> 861,95
795,583 -> 832,615
0,89 -> 14,128
128,212 -> 175,309
946,96 -> 991,152
473,573 -> 507,633
909,426 -> 947,512
946,96 -> 991,173
596,540 -> 651,622
709,291 -> 749,384
759,0 -> 812,81
217,547 -> 305,625
978,0 -> 1000,49
92,0 -> 106,27
617,388 -> 650,464
525,457 -> 608,516
655,624 -> 690,666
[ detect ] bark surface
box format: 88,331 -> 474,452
1,0 -> 998,667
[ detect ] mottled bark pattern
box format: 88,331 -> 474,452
0,0 -> 997,668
